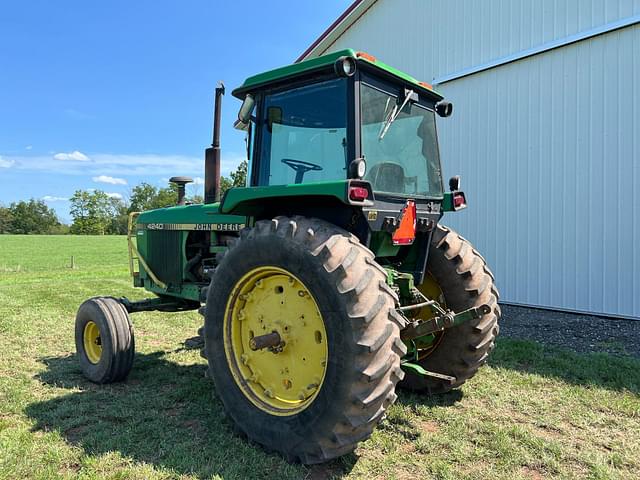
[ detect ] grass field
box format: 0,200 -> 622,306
0,235 -> 639,479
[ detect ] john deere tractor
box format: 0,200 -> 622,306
75,49 -> 500,463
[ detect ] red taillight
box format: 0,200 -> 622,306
349,186 -> 369,202
453,193 -> 466,208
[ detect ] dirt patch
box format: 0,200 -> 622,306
414,419 -> 438,433
520,466 -> 545,480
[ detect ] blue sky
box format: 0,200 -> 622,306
0,0 -> 351,222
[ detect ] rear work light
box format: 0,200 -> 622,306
348,186 -> 369,202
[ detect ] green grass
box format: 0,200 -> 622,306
0,235 -> 639,480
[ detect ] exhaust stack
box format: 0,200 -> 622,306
205,82 -> 225,204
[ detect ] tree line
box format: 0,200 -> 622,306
0,160 -> 247,235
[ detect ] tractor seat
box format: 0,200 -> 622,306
367,162 -> 406,193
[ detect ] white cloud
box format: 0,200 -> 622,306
0,151 -> 244,177
106,192 -> 123,200
93,175 -> 127,185
25,145 -> 33,150
54,150 -> 90,161
53,150 -> 89,162
0,156 -> 15,168
42,195 -> 68,202
192,176 -> 205,185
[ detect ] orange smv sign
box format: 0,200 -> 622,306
392,200 -> 417,245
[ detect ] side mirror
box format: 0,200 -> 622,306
449,175 -> 461,191
234,94 -> 255,131
436,101 -> 453,117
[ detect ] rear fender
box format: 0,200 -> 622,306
219,180 -> 373,216
220,180 -> 373,243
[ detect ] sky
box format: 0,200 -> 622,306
0,0 -> 352,222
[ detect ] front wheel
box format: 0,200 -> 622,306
204,216 -> 406,463
75,297 -> 135,383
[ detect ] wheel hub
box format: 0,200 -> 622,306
413,274 -> 446,359
83,321 -> 102,364
224,266 -> 328,416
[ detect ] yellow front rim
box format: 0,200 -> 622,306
83,321 -> 102,364
415,273 -> 447,359
223,266 -> 328,416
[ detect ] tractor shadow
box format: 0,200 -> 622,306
488,337 -> 640,395
27,352 -> 356,480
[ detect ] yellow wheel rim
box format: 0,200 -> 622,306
83,321 -> 102,364
223,266 -> 328,416
414,273 -> 446,359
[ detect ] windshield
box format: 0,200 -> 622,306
258,78 -> 348,186
360,83 -> 443,197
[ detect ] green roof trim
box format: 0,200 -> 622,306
232,49 -> 443,99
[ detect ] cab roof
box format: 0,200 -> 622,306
232,48 -> 443,99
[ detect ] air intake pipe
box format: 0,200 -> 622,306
169,176 -> 193,206
204,82 -> 225,204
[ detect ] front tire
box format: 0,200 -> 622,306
204,216 -> 406,463
75,297 -> 135,384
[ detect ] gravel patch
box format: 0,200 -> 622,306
499,304 -> 640,358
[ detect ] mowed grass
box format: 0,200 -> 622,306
0,235 -> 639,480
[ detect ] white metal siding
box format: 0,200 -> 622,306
316,0 -> 640,318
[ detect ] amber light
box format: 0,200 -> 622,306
348,186 -> 369,202
419,81 -> 433,90
356,51 -> 377,62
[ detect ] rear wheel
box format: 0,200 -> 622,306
204,216 -> 405,463
75,297 -> 135,384
400,225 -> 500,394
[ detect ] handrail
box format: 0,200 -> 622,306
127,212 -> 167,289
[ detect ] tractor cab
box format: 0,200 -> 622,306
232,49 -> 450,200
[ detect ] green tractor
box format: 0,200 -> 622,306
75,49 -> 500,463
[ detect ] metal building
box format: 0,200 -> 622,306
299,0 -> 640,319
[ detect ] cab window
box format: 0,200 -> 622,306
258,78 -> 348,186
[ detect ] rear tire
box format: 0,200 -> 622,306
204,216 -> 406,463
75,297 -> 135,384
400,225 -> 500,394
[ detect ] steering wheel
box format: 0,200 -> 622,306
281,158 -> 323,184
